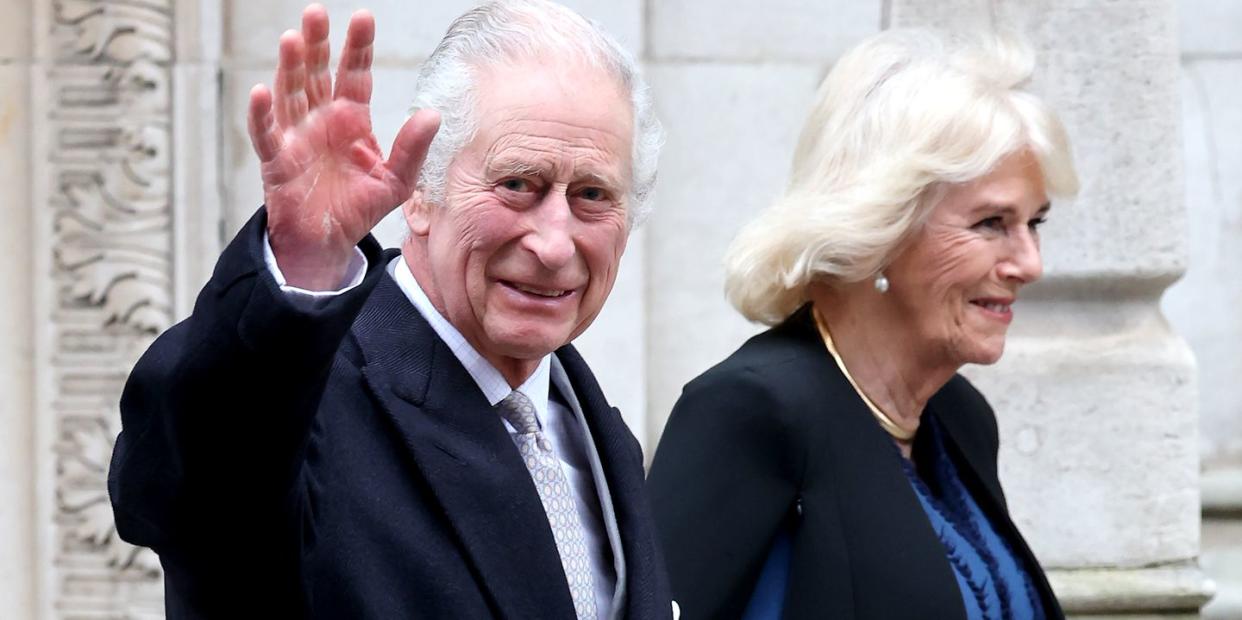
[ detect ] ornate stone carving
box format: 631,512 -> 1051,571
44,0 -> 174,616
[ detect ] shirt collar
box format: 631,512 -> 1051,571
388,256 -> 552,424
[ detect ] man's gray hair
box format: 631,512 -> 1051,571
410,0 -> 664,226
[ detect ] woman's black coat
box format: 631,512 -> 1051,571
647,306 -> 1063,620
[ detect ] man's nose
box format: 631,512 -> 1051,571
524,192 -> 575,270
999,228 -> 1043,283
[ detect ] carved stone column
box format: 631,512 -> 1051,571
29,0 -> 221,616
31,0 -> 173,614
888,0 -> 1211,617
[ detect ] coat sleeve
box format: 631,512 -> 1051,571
107,207 -> 387,562
647,365 -> 804,620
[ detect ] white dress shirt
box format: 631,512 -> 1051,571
264,237 -> 617,616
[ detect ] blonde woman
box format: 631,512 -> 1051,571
648,30 -> 1076,620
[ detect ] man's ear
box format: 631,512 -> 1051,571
403,190 -> 431,236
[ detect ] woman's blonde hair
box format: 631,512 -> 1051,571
724,29 -> 1079,325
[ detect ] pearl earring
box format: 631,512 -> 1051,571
874,273 -> 890,293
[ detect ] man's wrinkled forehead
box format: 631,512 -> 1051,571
471,56 -> 632,123
466,59 -> 634,180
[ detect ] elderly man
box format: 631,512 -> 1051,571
107,2 -> 670,618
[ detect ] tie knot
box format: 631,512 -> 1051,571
497,390 -> 540,434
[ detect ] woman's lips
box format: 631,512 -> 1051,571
970,298 -> 1014,324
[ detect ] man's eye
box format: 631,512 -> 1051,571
500,178 -> 533,192
579,187 -> 607,202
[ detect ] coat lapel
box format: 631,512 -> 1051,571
555,345 -> 670,620
816,378 -> 968,617
549,356 -> 629,620
926,392 -> 1005,506
781,309 -> 967,618
353,269 -> 577,619
928,401 -> 1066,618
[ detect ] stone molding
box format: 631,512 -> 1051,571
1049,564 -> 1215,615
1203,464 -> 1242,518
33,0 -> 177,616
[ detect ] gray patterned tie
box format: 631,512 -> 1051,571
497,390 -> 599,620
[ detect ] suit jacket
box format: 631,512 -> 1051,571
647,306 -> 1062,620
108,209 -> 671,619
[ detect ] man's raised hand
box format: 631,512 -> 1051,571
248,4 -> 440,290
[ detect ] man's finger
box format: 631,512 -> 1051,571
273,30 -> 310,129
302,4 -> 332,109
247,84 -> 283,163
333,10 -> 376,105
386,109 -> 442,190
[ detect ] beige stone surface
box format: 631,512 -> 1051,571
0,63 -> 36,620
221,68 -> 267,232
225,0 -> 643,67
643,62 -> 822,443
1164,59 -> 1242,463
964,328 -> 1199,567
0,0 -> 29,61
1048,564 -> 1212,614
174,0 -> 222,61
890,0 -> 1186,279
1179,0 -> 1242,56
173,63 -> 225,315
651,0 -> 881,61
1169,3 -> 1242,617
1202,518 -> 1242,619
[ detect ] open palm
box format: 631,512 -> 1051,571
248,6 -> 439,290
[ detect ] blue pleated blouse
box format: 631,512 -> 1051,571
740,416 -> 1046,620
900,417 -> 1045,620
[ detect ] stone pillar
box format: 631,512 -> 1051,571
888,0 -> 1210,616
28,0 -> 223,616
1163,1 -> 1242,617
0,0 -> 37,617
172,0 -> 226,313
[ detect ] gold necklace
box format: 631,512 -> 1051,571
812,308 -> 917,442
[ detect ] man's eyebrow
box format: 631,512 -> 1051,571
578,171 -> 625,190
485,159 -> 544,178
485,158 -> 626,190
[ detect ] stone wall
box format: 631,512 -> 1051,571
2,0 -> 1233,617
28,0 -> 181,616
0,0 -> 36,617
1164,1 -> 1242,617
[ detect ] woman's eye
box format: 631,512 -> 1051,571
972,216 -> 1005,231
1028,217 -> 1047,232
